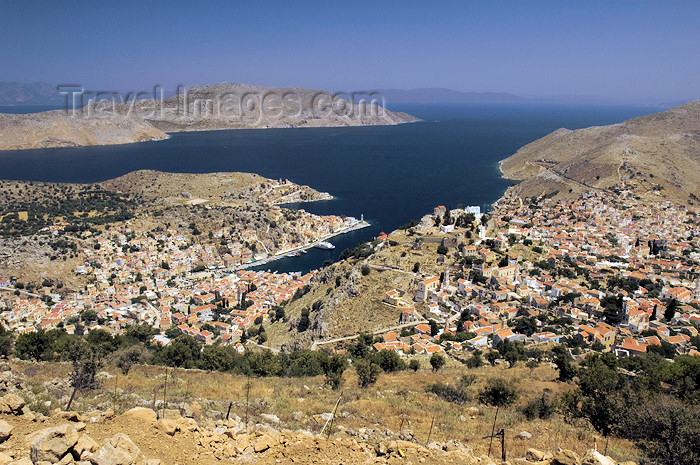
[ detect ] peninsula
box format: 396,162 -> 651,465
0,170 -> 365,288
0,82 -> 418,150
499,100 -> 700,204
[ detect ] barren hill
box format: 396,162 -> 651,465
99,170 -> 267,202
99,170 -> 329,205
0,82 -> 418,151
499,100 -> 700,203
0,110 -> 167,150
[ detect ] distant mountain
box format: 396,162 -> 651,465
528,94 -> 625,105
375,88 -> 679,106
499,100 -> 700,204
0,82 -> 63,105
376,88 -> 528,104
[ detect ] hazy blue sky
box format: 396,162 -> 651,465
1,1 -> 699,102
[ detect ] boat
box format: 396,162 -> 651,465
314,241 -> 335,250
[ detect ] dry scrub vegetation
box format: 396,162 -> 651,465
10,358 -> 641,463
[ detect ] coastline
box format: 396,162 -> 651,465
234,219 -> 371,272
0,112 -> 419,152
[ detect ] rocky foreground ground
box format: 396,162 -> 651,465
0,400 -> 633,465
0,368 -> 633,465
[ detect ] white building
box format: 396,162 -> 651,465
465,206 -> 481,216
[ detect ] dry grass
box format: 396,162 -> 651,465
12,357 -> 642,463
267,262 -> 413,347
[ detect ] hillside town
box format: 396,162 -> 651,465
1,188 -> 699,362
0,201 -> 368,345
368,190 -> 700,360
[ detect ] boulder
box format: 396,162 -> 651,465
184,402 -> 202,420
56,453 -> 75,465
233,434 -> 251,454
0,452 -> 11,465
518,431 -> 533,440
30,424 -> 80,463
91,433 -> 144,465
375,442 -> 388,456
73,434 -> 99,459
582,450 -> 617,465
526,448 -> 547,462
0,420 -> 12,443
175,417 -> 198,432
157,419 -> 179,436
253,434 -> 274,453
0,394 -> 24,414
120,407 -> 156,423
260,413 -> 280,425
553,448 -> 582,465
57,411 -> 84,422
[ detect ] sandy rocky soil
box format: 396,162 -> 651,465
0,369 -> 632,465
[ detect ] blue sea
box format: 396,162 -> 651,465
0,103 -> 661,272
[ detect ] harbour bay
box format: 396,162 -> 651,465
0,103 -> 659,272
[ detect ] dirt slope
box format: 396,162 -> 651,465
499,100 -> 700,203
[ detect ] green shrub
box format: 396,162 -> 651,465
478,378 -> 519,407
428,382 -> 470,404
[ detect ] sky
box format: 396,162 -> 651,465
1,0 -> 699,103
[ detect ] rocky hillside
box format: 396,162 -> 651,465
267,216 -> 465,349
499,100 -> 700,203
0,111 -> 167,150
99,170 -> 330,205
0,82 -> 418,151
137,82 -> 418,132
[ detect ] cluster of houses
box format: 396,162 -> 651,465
371,193 -> 700,359
2,188 -> 699,361
1,264 -> 316,348
0,191 -> 369,346
73,208 -> 359,278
